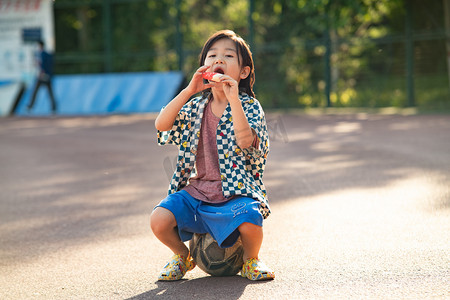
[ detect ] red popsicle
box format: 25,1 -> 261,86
202,72 -> 222,82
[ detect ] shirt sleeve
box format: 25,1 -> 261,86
241,98 -> 269,160
157,102 -> 191,146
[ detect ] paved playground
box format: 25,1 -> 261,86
0,112 -> 449,299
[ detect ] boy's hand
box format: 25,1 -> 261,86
218,75 -> 240,103
186,65 -> 214,95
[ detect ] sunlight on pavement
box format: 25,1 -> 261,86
266,172 -> 449,265
263,172 -> 449,297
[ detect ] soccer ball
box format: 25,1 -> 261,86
189,233 -> 244,276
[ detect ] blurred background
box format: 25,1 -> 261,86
1,0 -> 450,114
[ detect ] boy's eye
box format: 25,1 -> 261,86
208,54 -> 216,58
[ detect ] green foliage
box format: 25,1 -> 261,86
53,0 -> 449,109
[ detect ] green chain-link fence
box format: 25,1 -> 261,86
53,0 -> 450,110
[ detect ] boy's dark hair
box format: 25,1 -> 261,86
199,30 -> 255,98
37,40 -> 44,47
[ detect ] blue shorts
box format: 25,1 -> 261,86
154,190 -> 263,248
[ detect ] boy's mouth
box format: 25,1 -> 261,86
213,67 -> 225,74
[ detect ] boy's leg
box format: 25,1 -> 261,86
150,207 -> 189,258
151,204 -> 196,281
238,222 -> 275,280
238,222 -> 263,261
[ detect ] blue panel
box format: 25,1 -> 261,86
15,72 -> 184,116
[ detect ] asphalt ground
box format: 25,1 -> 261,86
0,112 -> 449,299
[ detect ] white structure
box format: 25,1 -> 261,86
0,0 -> 54,115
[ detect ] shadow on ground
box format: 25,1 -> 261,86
127,275 -> 270,300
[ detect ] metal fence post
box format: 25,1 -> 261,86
324,4 -> 332,107
102,0 -> 112,72
405,0 -> 415,107
176,0 -> 183,71
248,0 -> 254,50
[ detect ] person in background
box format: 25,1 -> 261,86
27,40 -> 57,114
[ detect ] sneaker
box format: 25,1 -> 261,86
158,253 -> 196,281
241,258 -> 275,281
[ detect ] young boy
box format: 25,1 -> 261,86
151,30 -> 274,281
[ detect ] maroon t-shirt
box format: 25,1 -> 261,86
183,102 -> 229,203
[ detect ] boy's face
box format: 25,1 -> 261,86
204,38 -> 248,83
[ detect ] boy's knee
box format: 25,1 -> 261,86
238,222 -> 262,234
150,207 -> 176,234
